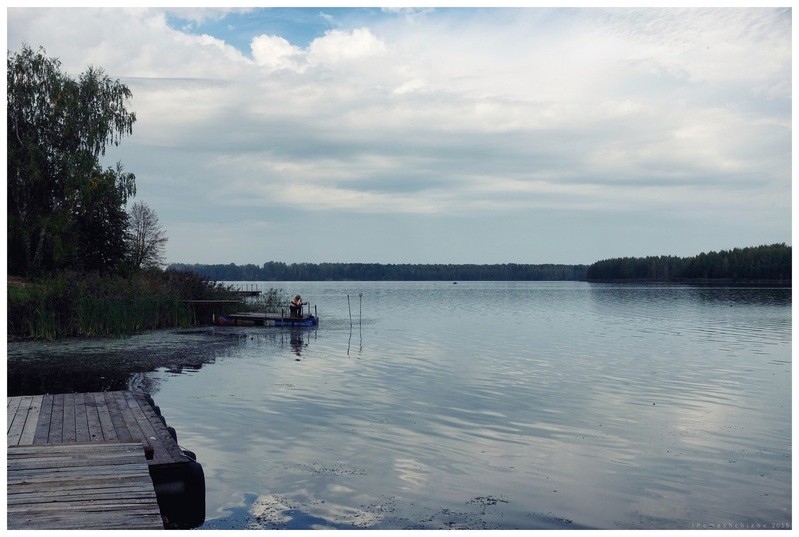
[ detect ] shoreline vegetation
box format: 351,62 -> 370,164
6,269 -> 284,341
6,243 -> 791,342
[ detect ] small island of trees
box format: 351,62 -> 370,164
586,243 -> 791,284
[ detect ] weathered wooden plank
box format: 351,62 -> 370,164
7,441 -> 163,530
9,462 -> 150,480
8,442 -> 136,456
32,395 -> 54,445
8,472 -> 155,489
62,393 -> 77,442
74,393 -> 90,442
9,472 -> 153,497
18,395 -> 44,446
9,476 -> 153,493
7,396 -> 22,434
91,392 -> 119,441
8,444 -> 148,459
14,511 -> 163,530
9,457 -> 148,471
7,395 -> 32,446
84,393 -> 104,441
8,491 -> 159,507
9,483 -> 157,502
9,453 -> 152,470
8,497 -> 163,513
47,393 -> 65,444
8,473 -> 151,491
109,391 -> 144,437
7,507 -> 162,529
102,391 -> 133,442
8,448 -> 149,467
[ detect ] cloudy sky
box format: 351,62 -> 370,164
7,6 -> 792,265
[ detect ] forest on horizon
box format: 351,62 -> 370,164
168,243 -> 790,284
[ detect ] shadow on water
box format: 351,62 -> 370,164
6,326 -> 319,396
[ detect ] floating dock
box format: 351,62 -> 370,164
7,391 -> 205,530
219,311 -> 319,327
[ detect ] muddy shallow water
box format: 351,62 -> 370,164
7,282 -> 792,529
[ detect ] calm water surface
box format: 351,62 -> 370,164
7,282 -> 791,529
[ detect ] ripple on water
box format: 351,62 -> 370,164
7,282 -> 791,529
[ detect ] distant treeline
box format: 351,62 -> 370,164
169,243 -> 791,284
167,262 -> 589,282
586,243 -> 791,283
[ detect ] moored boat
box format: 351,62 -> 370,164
217,312 -> 319,327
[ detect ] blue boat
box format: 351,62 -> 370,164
272,316 -> 319,327
217,312 -> 319,327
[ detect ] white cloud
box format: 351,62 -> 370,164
7,7 -> 791,263
251,34 -> 305,72
250,27 -> 388,74
308,28 -> 387,64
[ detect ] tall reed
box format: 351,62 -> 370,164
7,269 -> 231,340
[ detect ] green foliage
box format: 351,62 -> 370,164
72,163 -> 136,273
586,244 -> 791,283
168,262 -> 589,281
7,269 -> 231,340
7,44 -> 136,276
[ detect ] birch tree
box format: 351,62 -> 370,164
7,44 -> 136,275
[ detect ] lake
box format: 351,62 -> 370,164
6,281 -> 791,529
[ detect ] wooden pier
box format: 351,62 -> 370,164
182,299 -> 242,325
7,442 -> 164,530
7,391 -> 205,530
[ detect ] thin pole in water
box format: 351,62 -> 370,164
348,295 -> 352,326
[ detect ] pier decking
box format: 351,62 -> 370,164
7,442 -> 164,530
7,392 -> 186,465
7,391 -> 201,530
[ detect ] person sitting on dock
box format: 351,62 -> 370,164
290,294 -> 308,317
